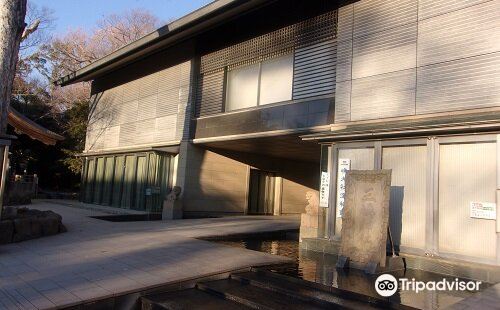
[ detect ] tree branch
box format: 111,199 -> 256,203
21,19 -> 40,40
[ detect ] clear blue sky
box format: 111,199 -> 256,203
30,0 -> 213,34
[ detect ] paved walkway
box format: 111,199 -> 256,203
0,201 -> 299,309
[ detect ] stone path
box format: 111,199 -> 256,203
0,201 -> 299,309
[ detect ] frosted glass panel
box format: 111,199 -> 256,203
335,148 -> 375,236
260,54 -> 293,105
226,63 -> 259,111
438,142 -> 497,260
382,146 -> 427,251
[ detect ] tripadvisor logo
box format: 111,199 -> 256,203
375,274 -> 482,297
375,274 -> 398,297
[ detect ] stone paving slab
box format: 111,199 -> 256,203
0,201 -> 299,309
447,283 -> 500,310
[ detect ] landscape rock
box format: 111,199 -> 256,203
0,220 -> 14,244
0,207 -> 66,244
40,216 -> 60,235
13,218 -> 32,242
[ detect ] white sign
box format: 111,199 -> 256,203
319,172 -> 330,208
336,159 -> 351,217
470,202 -> 496,220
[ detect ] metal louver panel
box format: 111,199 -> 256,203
200,10 -> 337,75
86,60 -> 192,151
195,71 -> 225,117
293,39 -> 336,100
416,52 -> 500,114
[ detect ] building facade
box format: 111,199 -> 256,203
59,0 -> 500,272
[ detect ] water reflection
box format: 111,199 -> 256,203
215,236 -> 489,310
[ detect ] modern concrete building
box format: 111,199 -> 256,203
58,0 -> 500,272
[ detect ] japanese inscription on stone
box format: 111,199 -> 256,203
339,170 -> 392,268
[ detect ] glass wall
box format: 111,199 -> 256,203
81,151 -> 173,212
225,54 -> 293,111
326,135 -> 499,265
334,146 -> 375,236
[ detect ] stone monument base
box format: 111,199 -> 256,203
299,213 -> 318,241
162,200 -> 183,220
336,255 -> 406,274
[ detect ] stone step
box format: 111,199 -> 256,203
230,270 -> 381,310
141,288 -> 251,310
245,269 -> 417,310
196,278 -> 328,310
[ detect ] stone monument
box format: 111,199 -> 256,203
300,191 -> 319,241
162,186 -> 182,220
336,170 -> 402,274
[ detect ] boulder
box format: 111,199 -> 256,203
0,220 -> 14,244
40,216 -> 60,236
13,218 -> 32,242
31,217 -> 42,238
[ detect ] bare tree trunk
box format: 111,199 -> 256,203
0,0 -> 27,218
0,0 -> 27,134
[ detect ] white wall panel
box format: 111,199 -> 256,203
418,0 -> 493,21
417,0 -> 500,67
351,69 -> 416,121
438,142 -> 497,260
334,80 -> 351,123
86,60 -> 192,151
335,148 -> 375,235
352,22 -> 417,79
353,0 -> 417,38
382,146 -> 427,250
416,52 -> 500,114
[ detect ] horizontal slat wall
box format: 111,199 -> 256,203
335,0 -> 500,123
86,60 -> 192,152
418,0 -> 491,20
417,0 -> 500,67
293,39 -> 336,100
352,22 -> 417,79
416,53 -> 500,114
351,69 -> 416,121
353,0 -> 417,37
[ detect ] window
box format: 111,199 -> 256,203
225,54 -> 293,111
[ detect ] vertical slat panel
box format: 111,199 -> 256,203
438,142 -> 497,260
382,146 -> 427,250
93,157 -> 105,204
102,157 -> 115,206
134,156 -> 147,210
121,155 -> 136,209
84,159 -> 96,203
112,156 -> 124,207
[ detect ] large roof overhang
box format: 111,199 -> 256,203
301,110 -> 500,143
8,107 -> 64,145
54,0 -> 272,86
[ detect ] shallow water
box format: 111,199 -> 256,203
215,235 -> 489,309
